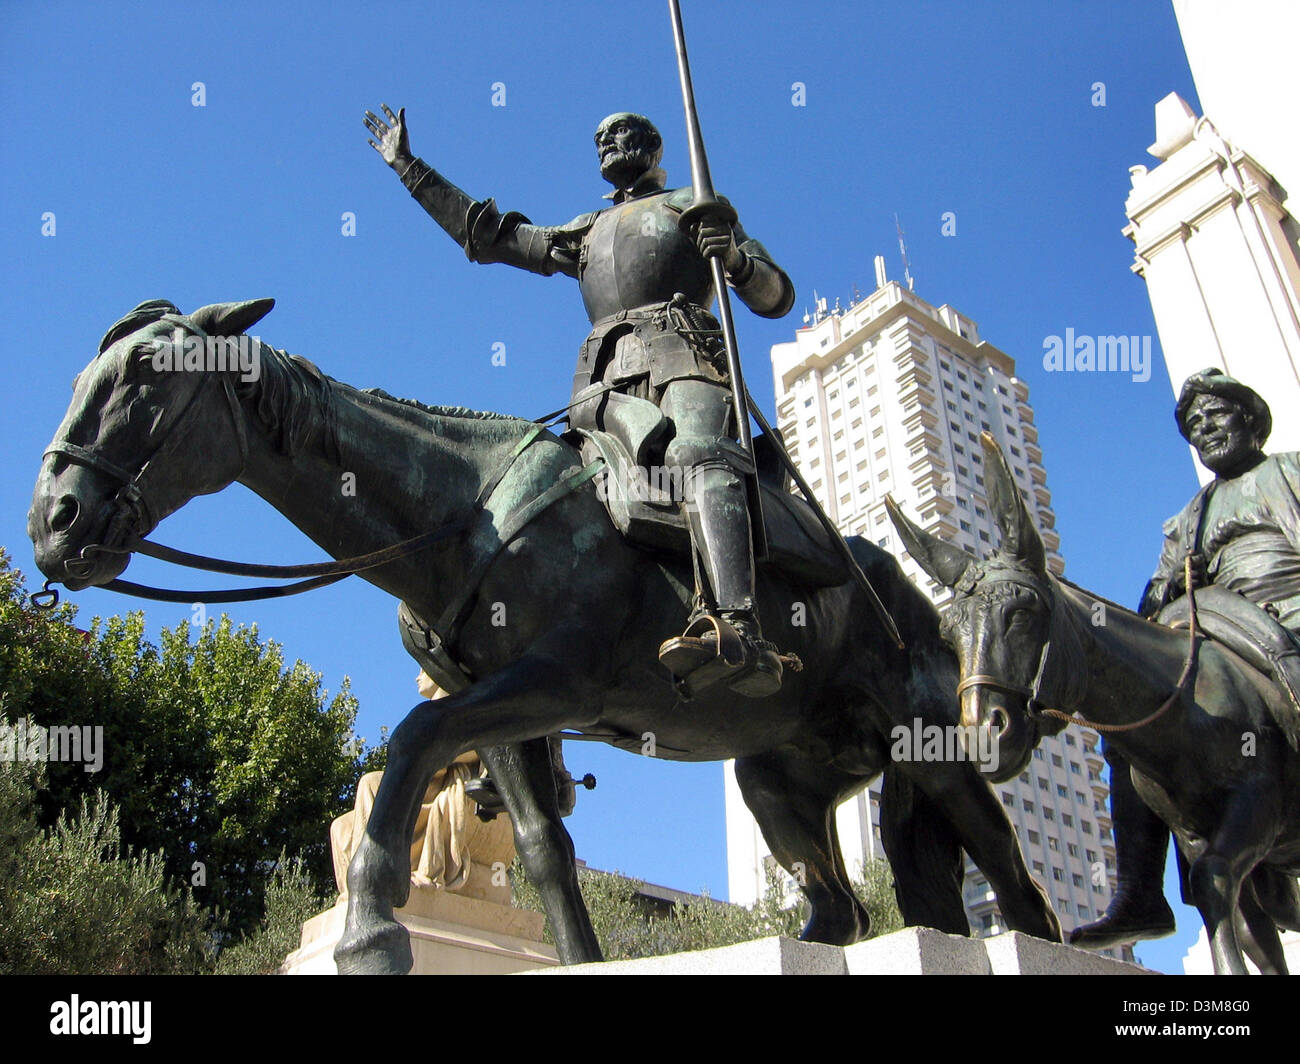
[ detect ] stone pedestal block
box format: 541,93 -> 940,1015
282,886 -> 558,975
524,929 -> 1156,976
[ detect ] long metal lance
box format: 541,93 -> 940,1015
667,0 -> 765,558
666,0 -> 904,649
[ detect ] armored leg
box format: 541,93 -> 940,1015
1069,742 -> 1176,949
655,379 -> 782,697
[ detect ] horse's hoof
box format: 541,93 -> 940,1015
334,919 -> 413,975
801,907 -> 870,947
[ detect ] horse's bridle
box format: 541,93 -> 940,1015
951,560 -> 1200,735
954,638 -> 1053,713
39,315 -> 249,589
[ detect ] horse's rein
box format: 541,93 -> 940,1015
957,555 -> 1201,735
1042,555 -> 1200,733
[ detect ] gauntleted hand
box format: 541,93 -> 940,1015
364,103 -> 412,170
693,215 -> 745,275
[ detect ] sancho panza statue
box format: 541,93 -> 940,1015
1074,368 -> 1300,949
364,105 -> 796,697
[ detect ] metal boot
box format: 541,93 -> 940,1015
657,462 -> 782,697
1069,746 -> 1176,949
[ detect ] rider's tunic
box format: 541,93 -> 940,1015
1141,452 -> 1300,632
422,166 -> 794,416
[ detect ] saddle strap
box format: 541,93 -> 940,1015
429,458 -> 606,677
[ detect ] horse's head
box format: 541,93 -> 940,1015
28,298 -> 274,590
888,433 -> 1079,782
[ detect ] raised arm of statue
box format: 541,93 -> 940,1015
364,103 -> 586,278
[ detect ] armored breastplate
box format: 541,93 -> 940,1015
579,190 -> 714,323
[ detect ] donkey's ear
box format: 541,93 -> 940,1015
885,495 -> 975,589
980,432 -> 1046,573
189,298 -> 276,337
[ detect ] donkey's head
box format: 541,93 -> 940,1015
887,433 -> 1079,782
28,298 -> 274,590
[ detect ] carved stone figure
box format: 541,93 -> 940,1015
330,676 -> 515,900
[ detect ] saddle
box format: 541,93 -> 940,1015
564,392 -> 846,588
1157,586 -> 1300,741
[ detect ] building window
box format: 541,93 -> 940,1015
1052,867 -> 1064,882
1022,799 -> 1034,812
1051,754 -> 1063,767
1063,814 -> 1073,828
1028,830 -> 1040,845
1056,784 -> 1067,797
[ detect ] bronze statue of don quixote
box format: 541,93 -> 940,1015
27,2 -> 1299,976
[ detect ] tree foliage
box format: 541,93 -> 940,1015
0,549 -> 381,943
511,856 -> 905,961
0,755 -> 210,974
212,854 -> 331,975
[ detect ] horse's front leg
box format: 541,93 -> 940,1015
481,739 -> 603,964
335,651 -> 596,975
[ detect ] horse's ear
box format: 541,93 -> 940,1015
981,432 -> 1046,573
189,298 -> 276,337
98,299 -> 180,353
885,495 -> 974,589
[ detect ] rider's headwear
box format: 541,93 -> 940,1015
1176,367 -> 1272,447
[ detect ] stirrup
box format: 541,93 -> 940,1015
658,614 -> 783,699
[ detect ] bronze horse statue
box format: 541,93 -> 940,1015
888,432 -> 1300,974
29,299 -> 1060,973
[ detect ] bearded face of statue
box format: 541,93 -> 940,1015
1185,394 -> 1263,478
594,113 -> 662,190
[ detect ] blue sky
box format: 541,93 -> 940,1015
3,1 -> 1208,972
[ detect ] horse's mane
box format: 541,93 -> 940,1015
1056,574 -> 1142,623
239,344 -> 342,462
359,387 -> 525,424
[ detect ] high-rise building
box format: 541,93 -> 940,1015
724,265 -> 1132,961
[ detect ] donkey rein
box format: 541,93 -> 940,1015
1038,555 -> 1199,733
